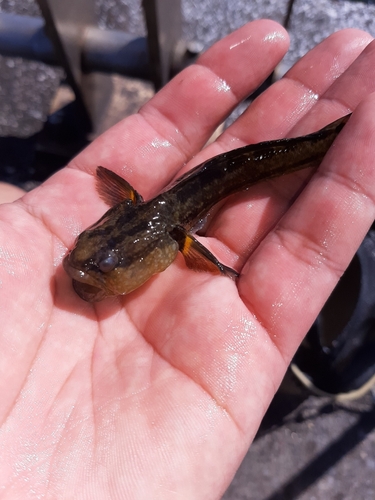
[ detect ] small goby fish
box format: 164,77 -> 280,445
63,114 -> 350,302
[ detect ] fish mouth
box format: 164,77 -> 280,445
72,279 -> 110,302
63,252 -> 110,302
63,252 -> 91,283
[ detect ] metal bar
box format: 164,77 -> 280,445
142,0 -> 183,89
0,13 -> 54,64
36,0 -> 96,131
0,3 -> 197,134
0,13 -> 150,79
83,26 -> 150,79
283,0 -> 296,30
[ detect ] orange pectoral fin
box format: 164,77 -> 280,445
96,166 -> 144,206
171,226 -> 239,279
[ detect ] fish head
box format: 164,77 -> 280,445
63,203 -> 179,302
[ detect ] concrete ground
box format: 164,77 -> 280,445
0,1 -> 375,499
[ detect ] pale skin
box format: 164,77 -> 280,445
0,182 -> 24,204
1,19 -> 375,499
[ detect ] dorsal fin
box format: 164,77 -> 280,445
96,166 -> 143,206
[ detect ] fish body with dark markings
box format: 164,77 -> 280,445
63,114 -> 350,302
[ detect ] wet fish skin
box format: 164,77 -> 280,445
63,114 -> 351,301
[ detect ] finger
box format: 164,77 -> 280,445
174,29 -> 372,174
70,20 -> 289,199
239,94 -> 375,360
202,31 -> 375,267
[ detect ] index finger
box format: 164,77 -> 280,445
70,20 -> 289,198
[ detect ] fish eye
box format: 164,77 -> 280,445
97,250 -> 118,273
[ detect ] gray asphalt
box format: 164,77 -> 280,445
0,1 -> 375,499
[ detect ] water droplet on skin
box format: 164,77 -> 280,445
215,78 -> 231,93
150,138 -> 172,149
229,35 -> 252,50
263,31 -> 287,43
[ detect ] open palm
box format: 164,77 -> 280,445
1,20 -> 375,499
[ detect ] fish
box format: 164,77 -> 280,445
63,113 -> 351,302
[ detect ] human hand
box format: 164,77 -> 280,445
1,19 -> 375,499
